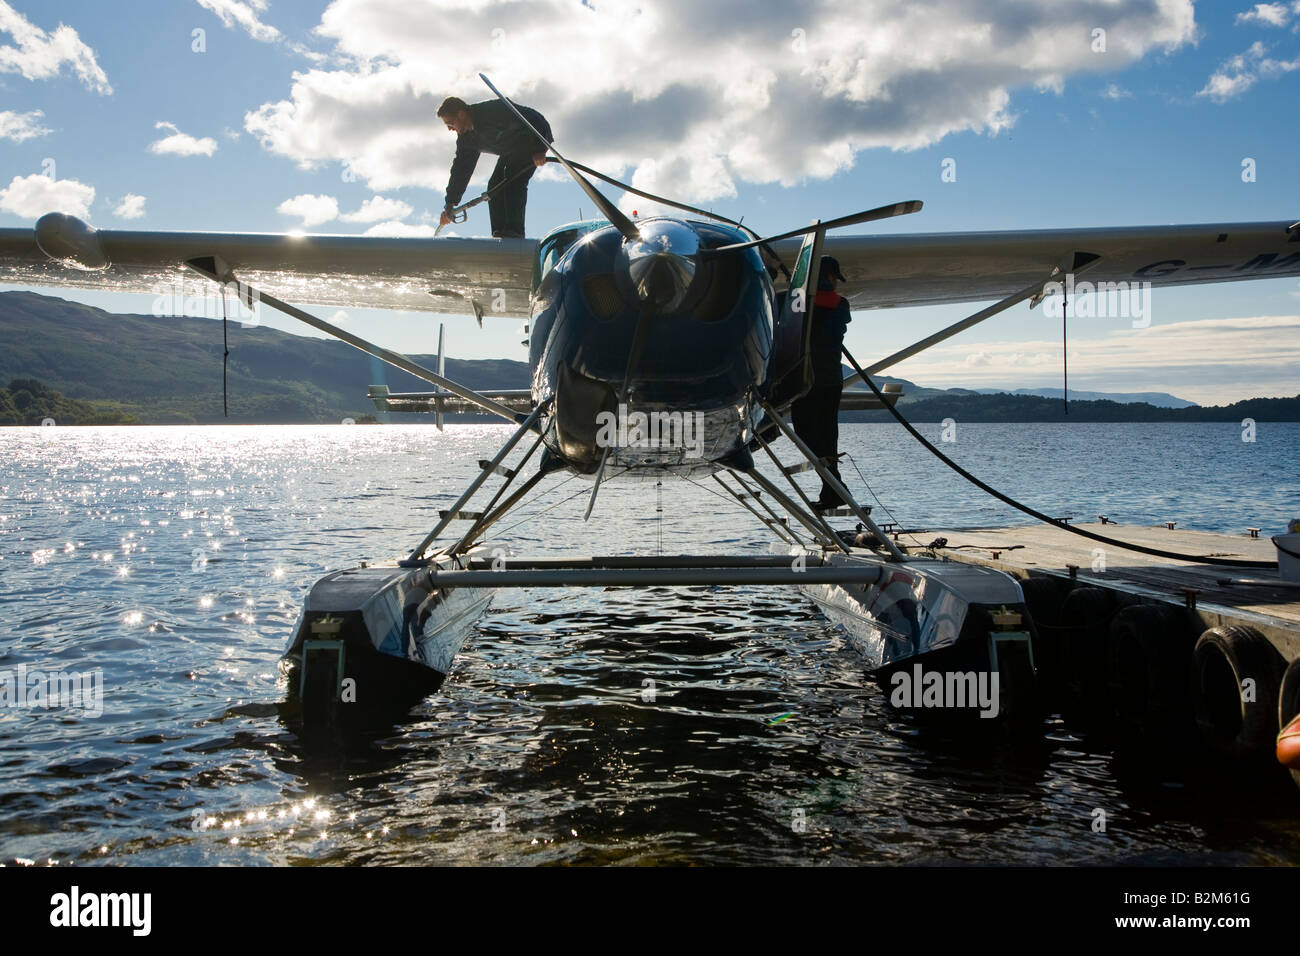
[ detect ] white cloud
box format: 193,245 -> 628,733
0,172 -> 95,219
362,219 -> 437,237
286,40 -> 330,63
243,0 -> 1197,202
1199,69 -> 1259,100
888,315 -> 1300,405
1235,3 -> 1294,27
0,108 -> 50,141
1199,39 -> 1300,101
113,194 -> 146,219
1101,83 -> 1132,100
276,193 -> 338,226
149,121 -> 218,156
618,154 -> 737,217
340,195 -> 413,222
0,0 -> 111,93
196,0 -> 281,42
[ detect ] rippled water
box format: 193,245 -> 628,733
1,422 -> 1297,865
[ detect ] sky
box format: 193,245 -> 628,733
1,0 -> 1298,405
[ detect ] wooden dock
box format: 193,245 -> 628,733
913,522 -> 1299,659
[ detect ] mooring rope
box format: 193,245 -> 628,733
841,346 -> 1277,569
221,285 -> 229,418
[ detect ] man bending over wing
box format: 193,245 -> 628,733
436,95 -> 552,239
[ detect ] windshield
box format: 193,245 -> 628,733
532,221 -> 607,292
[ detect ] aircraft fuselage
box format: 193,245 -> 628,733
527,218 -> 777,476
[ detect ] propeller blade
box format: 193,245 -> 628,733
583,303 -> 657,521
619,307 -> 655,403
553,156 -> 789,278
583,446 -> 612,521
479,73 -> 640,242
558,158 -> 745,230
705,200 -> 923,255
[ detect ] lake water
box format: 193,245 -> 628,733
1,421 -> 1297,865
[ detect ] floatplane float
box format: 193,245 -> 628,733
3,76 -> 1297,727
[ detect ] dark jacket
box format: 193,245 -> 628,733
444,100 -> 553,208
808,288 -> 851,386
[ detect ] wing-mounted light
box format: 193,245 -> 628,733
616,218 -> 700,312
34,213 -> 109,271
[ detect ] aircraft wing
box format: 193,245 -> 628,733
789,220 -> 1300,310
368,386 -> 533,414
0,214 -> 538,319
3,214 -> 1297,320
837,384 -> 903,411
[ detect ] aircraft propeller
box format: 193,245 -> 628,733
704,200 -> 923,255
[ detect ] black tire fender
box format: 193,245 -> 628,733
1017,575 -> 1072,693
1191,625 -> 1286,762
1059,586 -> 1122,704
1106,603 -> 1193,731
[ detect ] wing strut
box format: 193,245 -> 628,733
183,256 -> 524,425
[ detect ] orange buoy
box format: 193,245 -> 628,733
1280,713 -> 1300,770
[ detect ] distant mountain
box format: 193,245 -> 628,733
0,291 -> 528,424
1,291 -> 1296,423
971,386 -> 1196,408
835,368 -> 1295,422
842,373 -> 1195,408
842,391 -> 1300,423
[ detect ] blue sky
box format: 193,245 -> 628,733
1,0 -> 1298,403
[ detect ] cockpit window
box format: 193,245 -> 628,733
536,229 -> 580,285
532,221 -> 606,292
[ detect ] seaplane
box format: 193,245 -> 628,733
2,75 -> 1297,726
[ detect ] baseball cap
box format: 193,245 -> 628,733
819,255 -> 846,282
